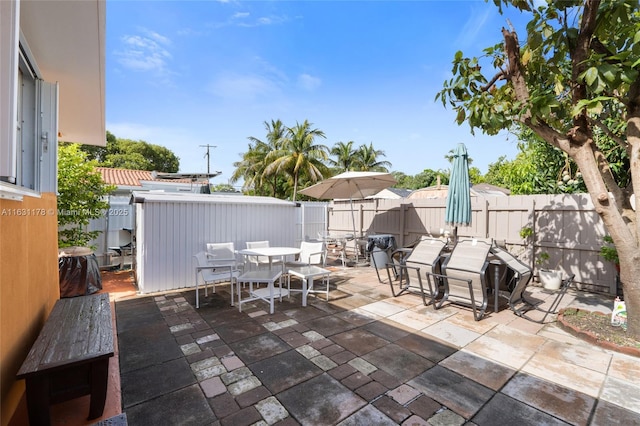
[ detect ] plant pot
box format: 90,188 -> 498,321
539,269 -> 562,290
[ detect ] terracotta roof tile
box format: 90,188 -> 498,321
96,167 -> 198,186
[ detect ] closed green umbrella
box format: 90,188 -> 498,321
445,143 -> 471,243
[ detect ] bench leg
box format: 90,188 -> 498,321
88,359 -> 109,420
25,376 -> 51,426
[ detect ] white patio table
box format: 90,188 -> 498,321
238,247 -> 301,270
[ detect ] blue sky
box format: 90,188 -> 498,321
106,0 -> 530,187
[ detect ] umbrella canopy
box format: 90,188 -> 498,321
300,171 -> 396,265
299,171 -> 397,200
445,143 -> 472,227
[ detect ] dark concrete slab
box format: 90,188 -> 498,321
304,315 -> 357,337
441,350 -> 515,391
214,319 -> 267,344
338,404 -> 397,425
278,373 -> 366,425
394,332 -> 457,363
283,305 -> 329,323
118,330 -> 184,374
115,298 -> 165,333
472,392 -> 569,425
501,372 -> 595,425
250,350 -> 322,394
121,357 -> 196,408
229,333 -> 290,365
591,399 -> 640,425
362,343 -> 434,382
335,310 -> 380,327
330,328 -> 390,356
408,365 -> 494,420
124,384 -> 214,426
363,320 -> 412,342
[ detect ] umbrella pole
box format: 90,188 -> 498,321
350,198 -> 359,265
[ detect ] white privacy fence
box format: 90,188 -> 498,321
328,193 -> 617,295
129,192 -> 328,294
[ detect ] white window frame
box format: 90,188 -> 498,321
0,5 -> 57,200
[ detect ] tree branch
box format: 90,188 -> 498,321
589,117 -> 627,148
502,27 -> 530,117
481,70 -> 507,92
571,0 -> 601,133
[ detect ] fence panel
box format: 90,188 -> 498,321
328,193 -> 616,295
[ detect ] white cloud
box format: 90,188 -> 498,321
207,73 -> 280,100
455,7 -> 493,48
114,28 -> 173,79
212,11 -> 291,28
297,73 -> 321,91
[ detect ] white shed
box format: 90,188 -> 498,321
131,191 -> 328,294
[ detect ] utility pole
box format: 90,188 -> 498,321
199,144 -> 217,174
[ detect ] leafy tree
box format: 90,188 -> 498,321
353,143 -> 392,172
57,144 -> 116,248
468,167 -> 486,185
210,183 -> 239,193
392,169 -> 450,189
81,131 -> 180,172
328,141 -> 357,172
265,120 -> 330,201
485,136 -> 585,194
438,0 -> 640,337
232,119 -> 288,197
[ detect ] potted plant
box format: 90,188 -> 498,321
536,251 -> 563,290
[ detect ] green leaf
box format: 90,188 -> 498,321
584,67 -> 599,86
600,63 -> 617,82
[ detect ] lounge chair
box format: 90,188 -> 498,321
509,272 -> 575,323
386,236 -> 446,306
428,238 -> 493,321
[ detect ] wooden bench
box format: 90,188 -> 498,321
17,293 -> 114,425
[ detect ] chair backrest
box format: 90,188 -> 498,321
445,238 -> 492,272
206,242 -> 236,263
246,241 -> 269,250
246,241 -> 270,266
443,238 -> 492,310
299,241 -> 325,265
194,251 -> 236,283
404,236 -> 446,272
490,245 -> 532,296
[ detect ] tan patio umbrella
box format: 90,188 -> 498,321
299,171 -> 397,263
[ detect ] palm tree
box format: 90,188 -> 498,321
231,119 -> 287,197
264,120 -> 329,201
354,143 -> 392,172
329,141 -> 357,172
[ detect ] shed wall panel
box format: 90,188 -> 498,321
135,198 -> 310,294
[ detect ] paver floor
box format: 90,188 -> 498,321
111,260 -> 640,425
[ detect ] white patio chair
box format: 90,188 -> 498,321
193,251 -> 240,308
285,241 -> 326,268
245,240 -> 283,270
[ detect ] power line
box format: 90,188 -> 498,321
199,144 -> 217,174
